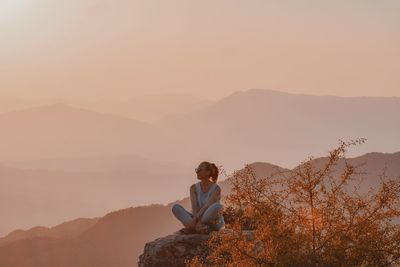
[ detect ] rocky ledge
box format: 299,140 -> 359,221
138,229 -> 256,267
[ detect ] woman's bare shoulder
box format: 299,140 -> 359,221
190,183 -> 197,192
212,183 -> 221,192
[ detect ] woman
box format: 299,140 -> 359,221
172,161 -> 226,234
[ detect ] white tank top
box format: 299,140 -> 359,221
195,182 -> 219,208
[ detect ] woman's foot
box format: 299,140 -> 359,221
178,226 -> 196,234
195,222 -> 210,234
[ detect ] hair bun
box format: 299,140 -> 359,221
210,163 -> 218,182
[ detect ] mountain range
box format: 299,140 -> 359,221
1,88 -> 399,265
1,89 -> 399,170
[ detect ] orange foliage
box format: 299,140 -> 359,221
188,138 -> 400,266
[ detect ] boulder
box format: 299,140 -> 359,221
138,229 -> 257,267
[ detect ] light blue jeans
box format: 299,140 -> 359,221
172,202 -> 225,231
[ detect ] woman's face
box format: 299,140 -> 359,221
195,163 -> 210,180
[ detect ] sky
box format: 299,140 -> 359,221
1,0 -> 399,102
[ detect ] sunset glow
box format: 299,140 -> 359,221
0,0 -> 31,22
0,1 -> 399,266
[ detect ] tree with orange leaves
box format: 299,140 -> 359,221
188,138 -> 400,266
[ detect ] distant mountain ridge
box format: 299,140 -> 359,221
0,102 -> 170,162
0,157 -> 193,238
0,218 -> 99,247
0,93 -> 215,123
155,88 -> 400,170
1,88 -> 399,169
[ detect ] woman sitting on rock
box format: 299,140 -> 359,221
172,161 -> 226,234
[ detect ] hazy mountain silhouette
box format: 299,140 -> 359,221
1,89 -> 399,171
155,88 -> 400,170
2,154 -> 189,173
0,217 -> 99,247
0,157 -> 194,237
0,152 -> 398,266
0,103 -> 171,162
68,93 -> 215,123
0,93 -> 214,123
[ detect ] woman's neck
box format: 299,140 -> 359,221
199,178 -> 213,192
200,178 -> 212,185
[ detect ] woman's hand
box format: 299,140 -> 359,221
187,217 -> 198,228
187,213 -> 201,228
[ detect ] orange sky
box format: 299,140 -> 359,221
1,0 -> 399,102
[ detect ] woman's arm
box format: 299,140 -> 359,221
190,184 -> 199,215
184,184 -> 200,228
193,185 -> 221,220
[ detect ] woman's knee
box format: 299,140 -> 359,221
200,202 -> 223,223
212,219 -> 225,231
209,202 -> 223,211
214,202 -> 223,209
171,204 -> 183,215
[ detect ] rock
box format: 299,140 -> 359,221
138,229 -> 257,267
137,232 -> 209,267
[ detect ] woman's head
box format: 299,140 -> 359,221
195,161 -> 219,183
